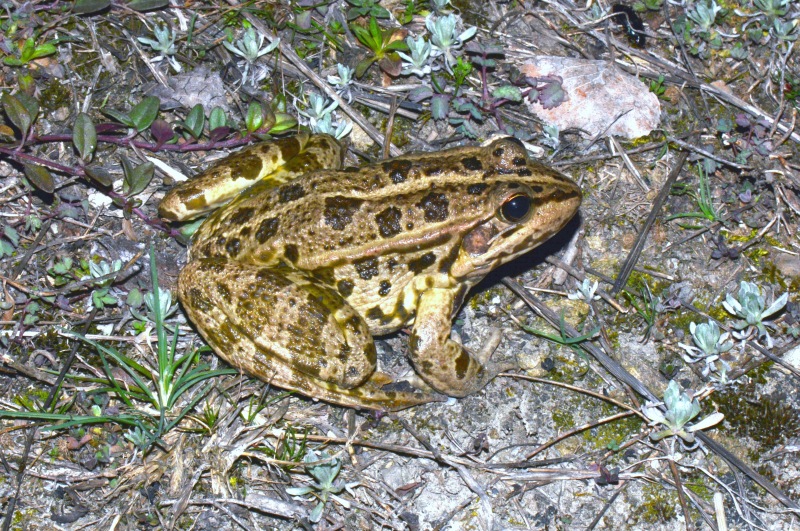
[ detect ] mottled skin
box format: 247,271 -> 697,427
159,133 -> 581,410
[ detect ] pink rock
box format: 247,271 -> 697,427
521,56 -> 661,139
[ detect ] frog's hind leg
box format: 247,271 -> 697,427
177,258 -> 439,410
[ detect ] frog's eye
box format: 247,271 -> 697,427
500,194 -> 532,223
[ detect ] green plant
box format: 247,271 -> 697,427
222,26 -> 280,81
753,0 -> 789,18
352,17 -> 408,78
649,74 -> 666,97
286,450 -> 358,523
623,282 -> 661,341
0,248 -> 236,452
103,96 -> 161,133
87,258 -> 122,310
722,281 -> 787,347
297,93 -> 352,138
568,279 -> 600,303
425,13 -> 477,74
326,63 -> 355,102
516,313 -> 600,355
667,162 -> 722,223
345,0 -> 390,20
3,37 -> 56,67
771,18 -> 798,41
397,35 -> 434,77
137,24 -> 181,72
260,425 -> 309,463
643,380 -> 724,445
686,0 -> 721,32
680,321 -> 734,383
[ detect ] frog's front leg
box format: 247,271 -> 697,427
178,258 -> 438,410
408,288 -> 504,397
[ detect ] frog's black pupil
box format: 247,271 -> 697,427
501,194 -> 532,222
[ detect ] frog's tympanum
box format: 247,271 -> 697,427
159,133 -> 581,410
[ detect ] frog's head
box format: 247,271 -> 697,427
450,137 -> 582,280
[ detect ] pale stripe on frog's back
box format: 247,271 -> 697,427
158,133 -> 342,222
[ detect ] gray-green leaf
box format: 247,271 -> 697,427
73,112 -> 97,161
121,157 -> 155,196
129,96 -> 160,132
84,165 -> 114,187
184,104 -> 205,139
23,163 -> 55,193
2,92 -> 32,138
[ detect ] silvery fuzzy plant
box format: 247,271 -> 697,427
642,380 -> 724,449
680,320 -> 734,385
722,281 -> 788,348
286,450 -> 359,523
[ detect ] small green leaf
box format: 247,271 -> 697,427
184,104 -> 205,139
121,157 -> 155,196
492,85 -> 522,102
19,38 -> 36,63
30,42 -> 57,61
245,102 -> 264,133
208,107 -> 227,131
15,93 -> 39,125
355,57 -> 376,78
23,164 -> 55,193
268,113 -> 298,134
2,92 -> 32,137
73,0 -> 112,14
103,108 -> 135,128
73,112 -> 97,161
4,225 -> 19,247
129,96 -> 160,132
84,165 -> 114,187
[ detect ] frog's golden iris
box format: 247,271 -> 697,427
159,134 -> 581,410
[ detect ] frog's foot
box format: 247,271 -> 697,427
177,258 -> 441,410
409,288 -> 515,398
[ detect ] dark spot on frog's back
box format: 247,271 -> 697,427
423,165 -> 443,176
228,207 -> 254,224
366,306 -> 384,321
418,192 -> 449,222
382,159 -> 413,183
455,350 -> 470,379
513,157 -> 526,167
256,217 -> 279,243
337,279 -> 354,297
408,252 -> 436,273
284,244 -> 299,263
379,280 -> 391,296
375,206 -> 403,238
229,152 -> 263,179
278,183 -> 305,203
187,287 -> 212,312
324,195 -> 363,231
354,257 -> 379,280
225,238 -> 241,257
468,183 -> 488,195
216,283 -> 231,302
461,156 -> 483,171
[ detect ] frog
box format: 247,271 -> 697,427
158,133 -> 581,410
